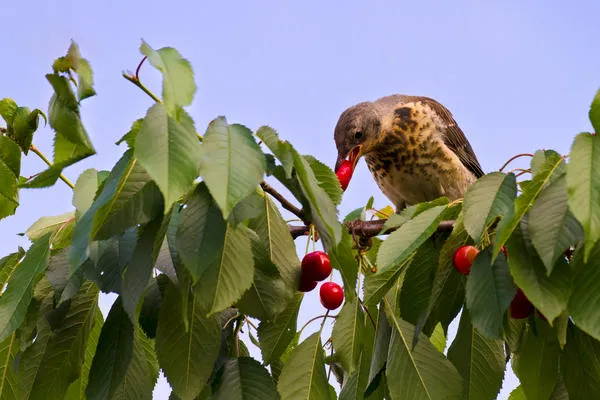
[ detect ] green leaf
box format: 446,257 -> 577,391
212,357 -> 279,400
304,155 -> 343,206
72,168 -> 102,218
256,126 -> 294,178
0,98 -> 17,123
140,41 -> 196,115
277,332 -> 330,400
494,151 -> 565,259
257,293 -> 302,365
155,283 -> 221,400
121,212 -> 169,321
422,214 -> 469,335
237,264 -> 295,320
0,334 -> 19,400
0,235 -> 51,341
199,118 -> 266,219
85,298 -> 134,400
363,257 -> 408,307
0,135 -> 21,220
561,325 -> 600,399
429,323 -> 446,353
512,322 -> 561,400
507,219 -> 572,323
64,308 -> 103,400
90,159 -> 163,240
463,172 -> 517,242
447,311 -> 505,400
26,211 -> 74,242
508,386 -> 526,400
0,250 -> 25,293
291,149 -> 342,250
9,106 -> 43,154
116,118 -> 144,148
529,173 -> 583,272
465,247 -> 516,339
399,239 -> 439,326
567,132 -> 600,261
248,191 -> 300,288
332,298 -> 364,374
376,205 -> 447,273
328,229 -> 358,302
134,103 -> 201,209
110,326 -> 159,400
19,281 -> 99,399
569,242 -> 600,341
384,299 -> 463,399
589,88 -> 600,134
367,306 -> 391,391
64,41 -> 96,101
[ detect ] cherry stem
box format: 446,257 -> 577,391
298,314 -> 336,337
498,153 -> 535,172
359,297 -> 376,329
29,144 -> 75,189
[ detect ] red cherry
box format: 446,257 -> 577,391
336,160 -> 353,191
301,251 -> 332,282
510,288 -> 534,319
319,282 -> 344,310
452,245 -> 479,275
298,275 -> 317,292
501,246 -> 508,258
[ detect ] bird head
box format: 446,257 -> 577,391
334,102 -> 381,173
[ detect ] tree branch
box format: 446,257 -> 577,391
260,181 -> 306,222
289,218 -> 455,239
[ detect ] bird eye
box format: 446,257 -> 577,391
354,131 -> 363,140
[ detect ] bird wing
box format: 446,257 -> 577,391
418,97 -> 485,178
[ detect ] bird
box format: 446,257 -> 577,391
334,95 -> 484,210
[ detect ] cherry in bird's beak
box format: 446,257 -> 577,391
348,145 -> 363,171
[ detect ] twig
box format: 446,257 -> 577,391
261,181 -> 306,222
122,72 -> 162,103
298,314 -> 336,337
29,144 -> 75,189
499,153 -> 535,172
135,56 -> 147,80
289,219 -> 455,240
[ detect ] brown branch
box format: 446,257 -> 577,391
261,181 -> 306,222
289,218 -> 455,239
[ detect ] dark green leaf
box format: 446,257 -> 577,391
589,88 -> 600,134
0,235 -> 51,341
465,247 -> 516,339
155,283 -> 221,400
304,155 -> 343,206
332,298 -> 364,374
0,98 -> 17,124
567,132 -> 600,261
212,357 -> 279,400
140,41 -> 196,115
199,118 -> 266,219
384,299 -> 463,399
569,242 -> 600,341
447,311 -> 505,400
561,325 -> 600,399
257,293 -> 302,365
9,106 -> 43,154
463,172 -> 517,242
328,229 -> 358,302
376,205 -> 447,273
0,334 -> 19,400
256,126 -> 294,178
529,173 -> 583,272
116,118 -> 144,148
494,151 -> 565,259
0,135 -> 21,219
363,257 -> 408,307
512,322 -> 561,400
507,219 -> 572,323
134,103 -> 201,208
86,298 -> 134,400
277,332 -> 330,400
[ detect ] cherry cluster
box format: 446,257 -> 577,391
452,245 -> 535,319
298,251 -> 344,310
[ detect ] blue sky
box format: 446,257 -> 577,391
2,1 -> 600,398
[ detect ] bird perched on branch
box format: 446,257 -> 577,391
334,95 -> 484,210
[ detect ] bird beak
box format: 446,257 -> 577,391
335,145 -> 363,172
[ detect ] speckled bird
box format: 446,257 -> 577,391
334,95 -> 484,210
